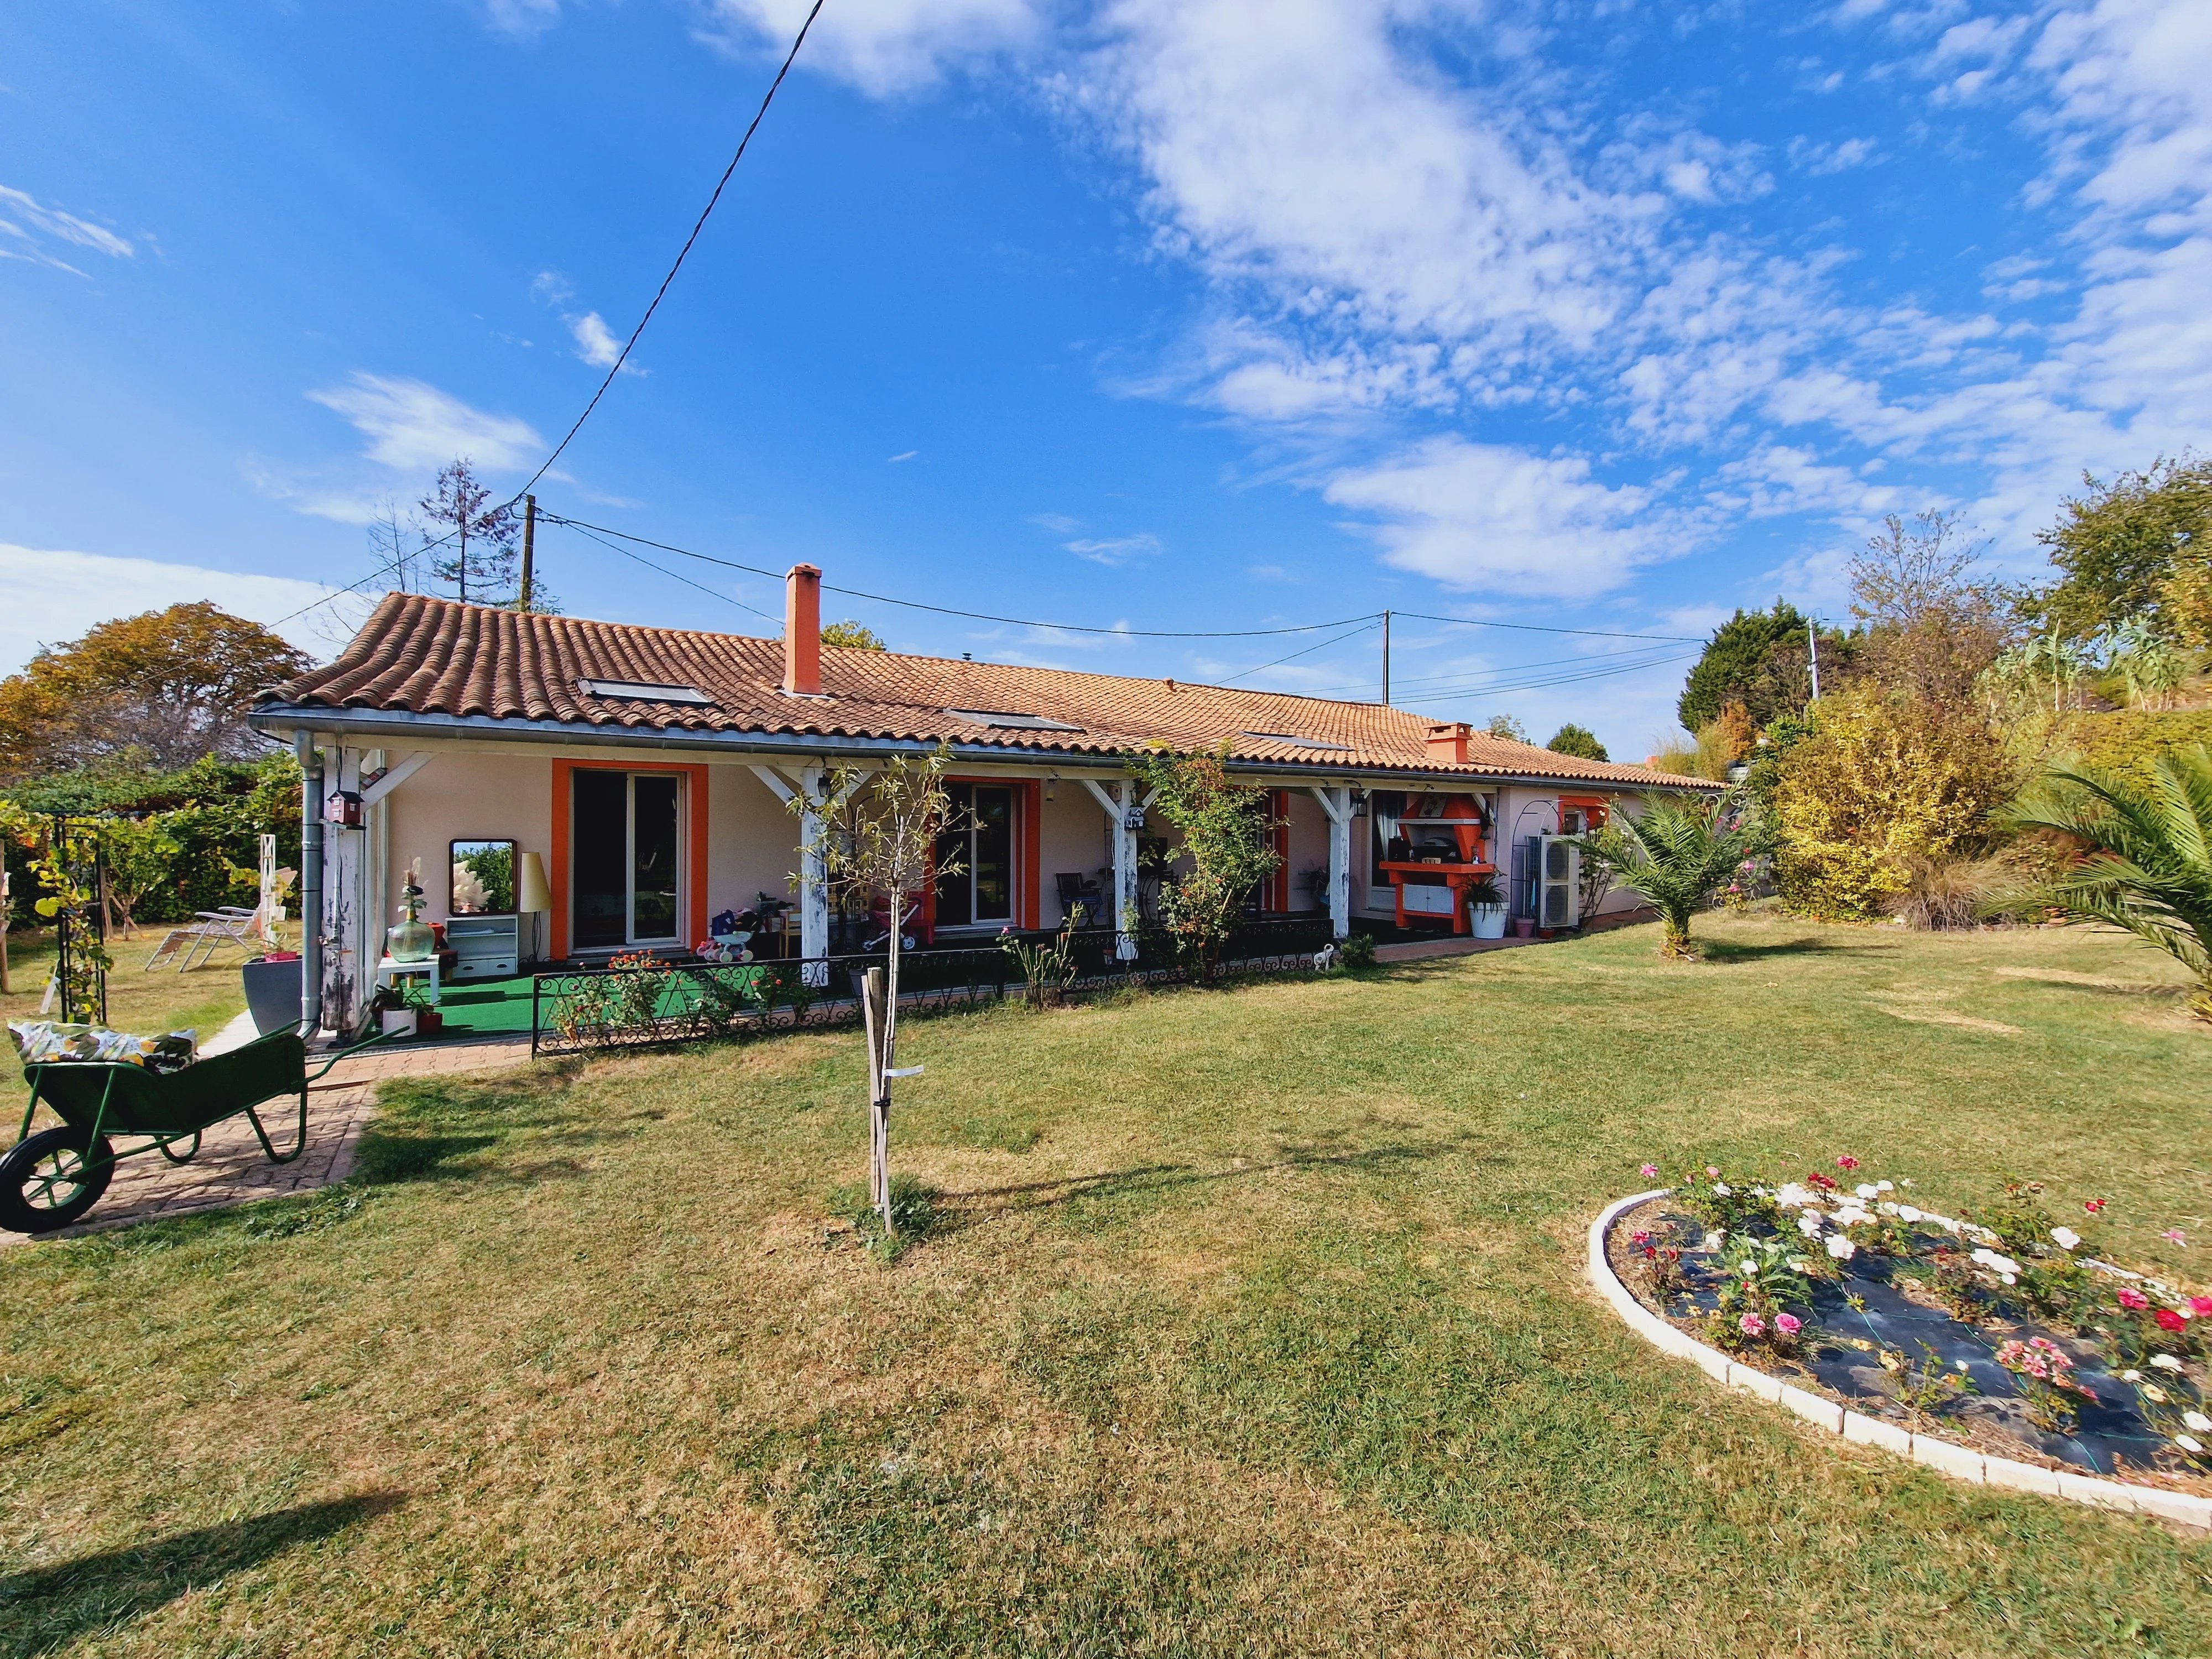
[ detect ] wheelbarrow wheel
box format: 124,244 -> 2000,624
0,1125 -> 117,1234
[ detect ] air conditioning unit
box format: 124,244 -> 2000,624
1536,833 -> 1580,930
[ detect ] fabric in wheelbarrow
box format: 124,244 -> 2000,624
26,1032 -> 308,1138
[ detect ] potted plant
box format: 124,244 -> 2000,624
242,950 -> 303,1036
1465,873 -> 1508,940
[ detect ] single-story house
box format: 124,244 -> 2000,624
250,565 -> 1712,1039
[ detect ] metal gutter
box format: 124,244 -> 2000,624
248,703 -> 1717,793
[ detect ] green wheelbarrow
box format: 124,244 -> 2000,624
2,1031 -> 387,1235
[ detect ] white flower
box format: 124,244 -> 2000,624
1776,1183 -> 1813,1209
2051,1227 -> 2080,1251
1855,1183 -> 1878,1200
1825,1234 -> 1857,1261
1834,1205 -> 1874,1228
2185,1411 -> 2212,1433
1702,1232 -> 1723,1253
2121,1369 -> 2145,1383
2145,1384 -> 2171,1404
2179,1435 -> 2206,1455
1875,1181 -> 1894,1193
1740,1259 -> 1759,1277
1712,1182 -> 1733,1197
1897,1205 -> 1923,1223
1954,1359 -> 1970,1373
2151,1354 -> 2184,1371
1787,1258 -> 1811,1274
1797,1212 -> 1824,1238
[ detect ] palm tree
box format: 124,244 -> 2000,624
1580,791 -> 1755,959
1999,746 -> 2212,1021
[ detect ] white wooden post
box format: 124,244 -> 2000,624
1311,785 -> 1352,938
320,746 -> 371,1037
1081,778 -> 1142,961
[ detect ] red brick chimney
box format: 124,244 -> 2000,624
784,563 -> 822,696
1425,721 -> 1472,763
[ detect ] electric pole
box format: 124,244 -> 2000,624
1808,619 -> 1821,701
1381,610 -> 1392,707
519,494 -> 537,613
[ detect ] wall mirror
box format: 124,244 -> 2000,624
451,839 -> 518,914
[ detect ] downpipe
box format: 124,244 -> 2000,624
296,731 -> 324,1039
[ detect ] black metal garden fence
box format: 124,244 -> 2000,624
529,914 -> 1342,1057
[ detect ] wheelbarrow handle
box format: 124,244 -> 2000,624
301,1026 -> 405,1084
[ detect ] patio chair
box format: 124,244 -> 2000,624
1055,872 -> 1107,925
143,905 -> 267,973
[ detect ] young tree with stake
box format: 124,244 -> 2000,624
788,746 -> 958,1241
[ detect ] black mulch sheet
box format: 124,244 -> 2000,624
1624,1208 -> 2173,1479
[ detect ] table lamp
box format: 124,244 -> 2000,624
517,851 -> 552,964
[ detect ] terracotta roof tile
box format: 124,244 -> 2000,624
263,593 -> 1712,789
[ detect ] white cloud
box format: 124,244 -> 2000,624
705,0 -> 1041,96
1788,135 -> 1879,173
567,310 -> 628,369
305,373 -> 544,472
0,544 -> 373,677
1324,439 -> 1668,598
0,182 -> 133,275
1063,531 -> 1162,565
484,0 -> 561,36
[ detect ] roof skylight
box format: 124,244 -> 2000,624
946,708 -> 1082,731
578,679 -> 717,706
1240,731 -> 1353,752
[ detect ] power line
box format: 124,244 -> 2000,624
1218,619 -> 1383,687
557,520 -> 780,623
1391,609 -> 1705,643
1407,651 -> 1700,702
507,0 -> 827,506
539,513 -> 1385,638
267,525 -> 463,629
1307,639 -> 1691,697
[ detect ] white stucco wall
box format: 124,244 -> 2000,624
382,750 -> 554,926
708,763 -> 803,921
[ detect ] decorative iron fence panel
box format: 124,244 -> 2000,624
531,916 -> 1347,1056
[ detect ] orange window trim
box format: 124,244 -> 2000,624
549,758 -> 710,961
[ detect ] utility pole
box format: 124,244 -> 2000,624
1381,609 -> 1392,707
519,494 -> 537,613
1807,619 -> 1821,702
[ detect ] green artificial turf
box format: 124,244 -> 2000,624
1,910 -> 2208,1656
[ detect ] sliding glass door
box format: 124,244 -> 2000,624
934,782 -> 1015,928
572,770 -> 682,949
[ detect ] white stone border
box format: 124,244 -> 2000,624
1588,1189 -> 2212,1530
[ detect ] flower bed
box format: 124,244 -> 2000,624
1604,1157 -> 2211,1501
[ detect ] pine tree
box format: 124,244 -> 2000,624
419,461 -> 519,605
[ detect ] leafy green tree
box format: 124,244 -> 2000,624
1126,745 -> 1280,975
2028,454 -> 2212,643
1484,714 -> 1528,743
1999,747 -> 2212,1022
420,460 -> 519,605
1546,723 -> 1609,761
1579,791 -> 1756,959
0,603 -> 311,781
818,620 -> 886,650
1678,602 -> 1811,731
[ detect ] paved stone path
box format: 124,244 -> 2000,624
4,1035 -> 533,1245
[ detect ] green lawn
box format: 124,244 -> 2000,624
3,911 -> 2209,1656
1,934 -> 251,1048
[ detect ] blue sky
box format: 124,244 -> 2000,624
4,0 -> 2209,757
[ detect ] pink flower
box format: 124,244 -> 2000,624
1706,1166 -> 1721,1178
1836,1155 -> 1859,1171
2083,1198 -> 2107,1214
1775,1313 -> 1802,1337
1739,1313 -> 1765,1337
2162,1229 -> 2187,1245
1630,1230 -> 1652,1248
1640,1164 -> 1660,1178
2156,1308 -> 2187,1333
2117,1286 -> 2150,1311
2190,1297 -> 2212,1318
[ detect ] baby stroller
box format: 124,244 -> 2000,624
862,889 -> 929,953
